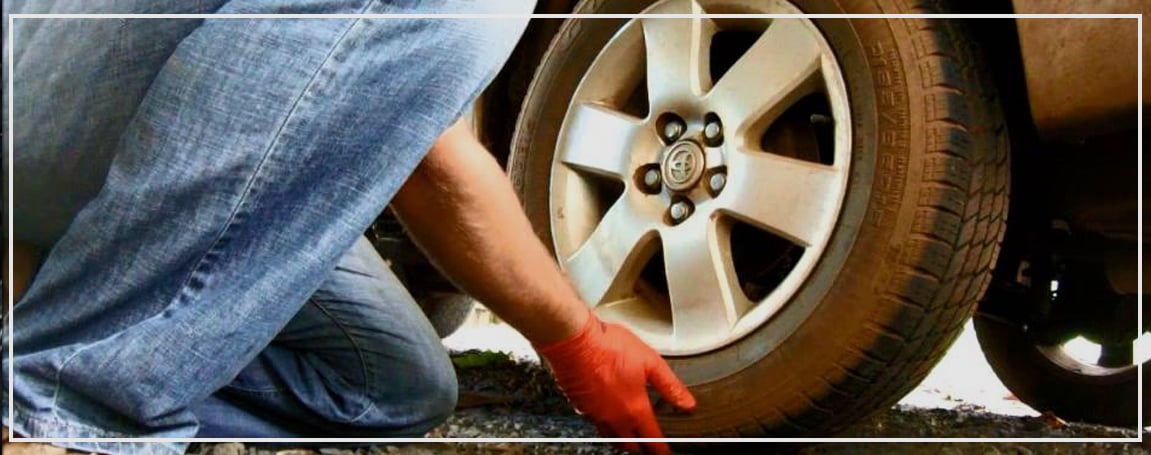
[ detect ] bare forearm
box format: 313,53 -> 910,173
391,120 -> 589,345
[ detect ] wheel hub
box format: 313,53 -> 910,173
661,141 -> 706,192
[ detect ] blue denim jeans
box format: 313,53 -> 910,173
2,1 -> 531,453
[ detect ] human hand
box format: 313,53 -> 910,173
535,309 -> 697,454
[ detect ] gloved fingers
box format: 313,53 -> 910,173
615,430 -> 642,453
593,421 -> 615,438
646,356 -> 697,411
617,440 -> 643,454
596,420 -> 644,454
635,406 -> 672,455
642,440 -> 673,455
634,405 -> 666,439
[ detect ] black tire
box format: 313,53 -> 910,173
973,252 -> 1144,428
509,0 -> 1009,437
973,314 -> 1140,427
416,292 -> 476,338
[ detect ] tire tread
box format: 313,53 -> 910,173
766,0 -> 1011,433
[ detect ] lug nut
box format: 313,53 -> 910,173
636,164 -> 663,195
703,114 -> 724,146
643,168 -> 662,191
704,122 -> 721,140
663,118 -> 685,142
669,200 -> 693,223
708,172 -> 727,194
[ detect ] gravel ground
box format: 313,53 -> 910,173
15,319 -> 1142,455
178,348 -> 1147,455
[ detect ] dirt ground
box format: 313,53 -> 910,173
177,318 -> 1147,455
183,403 -> 1146,455
181,384 -> 1146,455
12,318 -> 1143,455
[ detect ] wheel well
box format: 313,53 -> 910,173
481,1 -> 1041,160
945,1 -> 1037,143
477,2 -> 579,166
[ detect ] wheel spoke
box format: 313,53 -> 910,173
708,19 -> 823,137
662,218 -> 748,348
720,149 -> 843,247
563,197 -> 659,307
558,103 -> 647,179
641,0 -> 716,111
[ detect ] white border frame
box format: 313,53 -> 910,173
5,11 -> 1144,446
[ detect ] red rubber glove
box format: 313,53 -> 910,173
535,309 -> 697,454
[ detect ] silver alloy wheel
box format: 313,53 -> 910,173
1035,322 -> 1148,377
549,0 -> 852,355
1037,343 -> 1141,377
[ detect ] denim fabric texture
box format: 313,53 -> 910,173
2,0 -> 532,453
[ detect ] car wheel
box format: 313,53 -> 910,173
975,259 -> 1145,427
509,0 -> 1009,436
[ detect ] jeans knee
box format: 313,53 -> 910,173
348,348 -> 457,437
428,369 -> 458,423
404,354 -> 458,434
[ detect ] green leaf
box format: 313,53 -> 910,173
450,350 -> 515,368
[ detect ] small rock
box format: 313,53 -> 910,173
1040,411 -> 1069,429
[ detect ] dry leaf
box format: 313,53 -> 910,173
1040,411 -> 1068,429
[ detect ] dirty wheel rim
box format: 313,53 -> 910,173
549,0 -> 852,355
1036,343 -> 1141,378
1033,315 -> 1147,378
